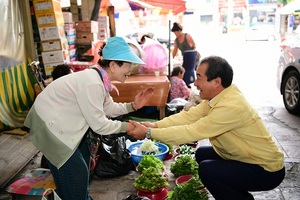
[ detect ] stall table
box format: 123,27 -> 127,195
110,75 -> 170,119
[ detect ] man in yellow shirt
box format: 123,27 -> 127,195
129,56 -> 285,200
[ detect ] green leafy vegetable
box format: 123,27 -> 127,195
170,176 -> 208,200
133,167 -> 169,192
137,155 -> 165,172
170,155 -> 198,177
178,144 -> 195,155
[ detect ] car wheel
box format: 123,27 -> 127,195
282,70 -> 300,115
268,35 -> 275,41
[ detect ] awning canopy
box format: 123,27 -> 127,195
278,0 -> 300,15
137,0 -> 186,15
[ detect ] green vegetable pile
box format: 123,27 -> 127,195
178,144 -> 195,155
137,155 -> 165,173
170,176 -> 208,200
170,155 -> 198,177
133,167 -> 169,192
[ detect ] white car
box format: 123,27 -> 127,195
277,26 -> 300,114
245,24 -> 278,41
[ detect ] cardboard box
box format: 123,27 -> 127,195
41,38 -> 69,52
39,26 -> 65,41
63,12 -> 73,23
76,32 -> 98,43
36,11 -> 64,27
42,50 -> 70,64
75,21 -> 98,33
33,0 -> 62,14
64,23 -> 75,30
65,28 -> 76,36
66,35 -> 76,45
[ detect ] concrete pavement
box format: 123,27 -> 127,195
0,104 -> 299,200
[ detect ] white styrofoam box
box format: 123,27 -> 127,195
41,38 -> 69,52
36,11 -> 64,28
63,12 -> 73,23
33,0 -> 62,14
39,26 -> 65,41
60,0 -> 71,8
42,50 -> 70,64
98,27 -> 108,40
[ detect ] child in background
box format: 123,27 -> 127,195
170,66 -> 191,101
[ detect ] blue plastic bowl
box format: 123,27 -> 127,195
127,141 -> 169,165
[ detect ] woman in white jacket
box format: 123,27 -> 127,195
24,36 -> 154,200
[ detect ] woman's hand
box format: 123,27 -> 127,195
132,87 -> 154,110
127,120 -> 148,140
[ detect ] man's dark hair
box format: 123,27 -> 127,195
51,64 -> 72,80
200,56 -> 233,88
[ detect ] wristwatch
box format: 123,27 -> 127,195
146,128 -> 151,139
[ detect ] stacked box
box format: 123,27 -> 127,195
97,16 -> 109,40
75,21 -> 98,62
63,12 -> 77,61
33,0 -> 70,76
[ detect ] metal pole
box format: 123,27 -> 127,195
168,19 -> 171,79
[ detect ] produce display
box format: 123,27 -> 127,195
170,155 -> 198,177
169,176 -> 208,200
137,155 -> 165,173
133,167 -> 169,192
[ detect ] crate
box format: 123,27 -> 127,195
75,21 -> 98,33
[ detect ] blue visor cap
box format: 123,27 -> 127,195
102,36 -> 145,65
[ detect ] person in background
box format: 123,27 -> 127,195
51,64 -> 73,80
34,64 -> 72,96
171,22 -> 196,58
24,36 -> 154,200
170,65 -> 191,101
129,56 -> 285,200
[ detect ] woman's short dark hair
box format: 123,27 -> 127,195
171,22 -> 183,32
200,56 -> 233,88
171,66 -> 185,76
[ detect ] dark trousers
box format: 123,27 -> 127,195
195,146 -> 285,200
46,137 -> 93,200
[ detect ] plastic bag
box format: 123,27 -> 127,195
94,133 -> 134,178
41,188 -> 62,200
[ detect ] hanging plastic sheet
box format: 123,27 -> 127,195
0,60 -> 36,131
0,0 -> 25,62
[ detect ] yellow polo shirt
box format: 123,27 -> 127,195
152,84 -> 284,172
